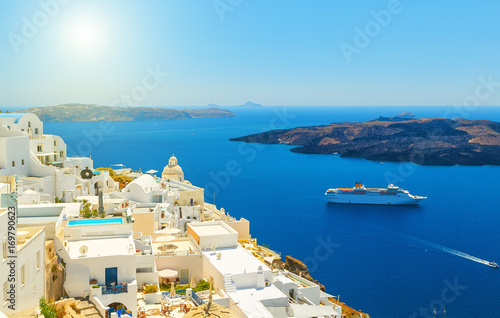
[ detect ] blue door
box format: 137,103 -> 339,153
105,267 -> 118,286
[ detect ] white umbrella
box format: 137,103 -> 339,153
170,282 -> 176,297
159,269 -> 178,279
160,228 -> 181,235
145,169 -> 158,174
155,235 -> 176,243
190,274 -> 196,289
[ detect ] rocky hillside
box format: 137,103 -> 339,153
230,117 -> 500,166
14,104 -> 235,122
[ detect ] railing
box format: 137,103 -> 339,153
191,292 -> 205,306
161,290 -> 205,306
102,284 -> 128,295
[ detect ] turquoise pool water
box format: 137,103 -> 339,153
68,218 -> 123,226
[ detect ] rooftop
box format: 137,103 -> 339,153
67,237 -> 134,259
191,223 -> 232,236
203,246 -> 271,275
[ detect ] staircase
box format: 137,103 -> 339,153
76,299 -> 104,318
224,273 -> 237,293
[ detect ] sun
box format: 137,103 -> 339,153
72,23 -> 100,50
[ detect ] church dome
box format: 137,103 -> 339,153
162,155 -> 184,181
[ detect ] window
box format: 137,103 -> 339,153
28,121 -> 31,127
20,265 -> 25,285
3,282 -> 7,303
54,140 -> 57,146
36,251 -> 40,270
21,129 -> 24,131
22,159 -> 25,165
11,161 -> 15,167
60,151 -> 64,157
37,145 -> 43,152
35,128 -> 39,134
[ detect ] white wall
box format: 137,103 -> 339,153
0,132 -> 31,177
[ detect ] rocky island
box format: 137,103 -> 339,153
13,103 -> 236,122
230,114 -> 500,166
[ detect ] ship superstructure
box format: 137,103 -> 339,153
325,183 -> 426,205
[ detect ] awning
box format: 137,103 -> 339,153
158,269 -> 178,278
290,304 -> 340,317
35,152 -> 57,156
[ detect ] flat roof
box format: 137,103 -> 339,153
227,285 -> 288,318
203,246 -> 271,275
191,223 -> 232,236
67,237 -> 133,259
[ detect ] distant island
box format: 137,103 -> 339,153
207,101 -> 264,108
13,103 -> 236,122
230,114 -> 500,166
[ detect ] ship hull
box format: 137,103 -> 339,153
325,193 -> 424,205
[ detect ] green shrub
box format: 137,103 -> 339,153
39,298 -> 58,318
143,284 -> 158,294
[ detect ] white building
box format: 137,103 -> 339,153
187,221 -> 342,317
0,176 -> 46,315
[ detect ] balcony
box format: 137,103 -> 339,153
102,284 -> 128,295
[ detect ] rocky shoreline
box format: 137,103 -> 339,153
230,117 -> 500,166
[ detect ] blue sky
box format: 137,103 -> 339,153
1,0 -> 499,107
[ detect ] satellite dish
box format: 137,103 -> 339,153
81,169 -> 93,179
216,252 -> 222,260
79,245 -> 89,256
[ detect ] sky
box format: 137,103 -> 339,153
0,0 -> 499,107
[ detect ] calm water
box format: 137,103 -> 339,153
45,106 -> 500,317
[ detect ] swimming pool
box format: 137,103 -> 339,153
67,218 -> 124,226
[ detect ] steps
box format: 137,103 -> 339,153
76,299 -> 104,318
224,274 -> 237,293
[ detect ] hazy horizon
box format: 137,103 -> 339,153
1,1 -> 500,107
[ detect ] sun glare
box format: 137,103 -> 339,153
72,23 -> 100,50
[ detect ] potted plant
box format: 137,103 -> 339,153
143,284 -> 161,304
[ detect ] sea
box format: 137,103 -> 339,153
38,106 -> 500,317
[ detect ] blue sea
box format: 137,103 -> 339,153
43,106 -> 500,317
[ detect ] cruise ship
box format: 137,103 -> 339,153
325,183 -> 427,205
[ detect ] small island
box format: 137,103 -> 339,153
13,103 -> 236,122
230,114 -> 500,166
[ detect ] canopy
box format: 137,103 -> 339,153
155,235 -> 176,243
158,269 -> 178,279
290,304 -> 339,317
160,228 -> 181,235
145,169 -> 158,174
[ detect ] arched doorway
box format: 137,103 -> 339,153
107,302 -> 131,318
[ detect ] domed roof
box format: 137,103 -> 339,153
162,155 -> 183,174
